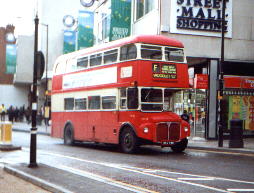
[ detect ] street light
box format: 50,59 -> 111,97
29,14 -> 39,168
218,0 -> 226,147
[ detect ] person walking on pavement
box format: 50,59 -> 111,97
181,110 -> 190,123
25,106 -> 31,124
0,104 -> 7,121
7,105 -> 15,123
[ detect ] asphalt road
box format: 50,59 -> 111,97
1,132 -> 254,193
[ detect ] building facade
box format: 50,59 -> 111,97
131,0 -> 254,138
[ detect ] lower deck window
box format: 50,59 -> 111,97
102,96 -> 116,109
75,98 -> 87,110
88,96 -> 101,109
64,98 -> 74,110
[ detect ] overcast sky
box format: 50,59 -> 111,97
0,0 -> 36,35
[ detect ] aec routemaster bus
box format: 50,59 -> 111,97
51,35 -> 190,153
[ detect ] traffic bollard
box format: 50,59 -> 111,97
0,121 -> 12,145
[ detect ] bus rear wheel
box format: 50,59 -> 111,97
120,127 -> 138,153
171,138 -> 188,153
64,124 -> 74,145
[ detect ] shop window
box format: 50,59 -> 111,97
88,96 -> 101,109
141,45 -> 162,60
77,57 -> 88,69
104,49 -> 118,64
165,48 -> 184,62
90,53 -> 102,67
120,44 -> 137,61
64,98 -> 74,110
102,96 -> 116,109
75,98 -> 87,110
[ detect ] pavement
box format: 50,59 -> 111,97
0,121 -> 254,193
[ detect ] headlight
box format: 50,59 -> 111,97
144,127 -> 149,133
184,127 -> 188,132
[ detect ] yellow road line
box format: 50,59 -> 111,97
188,148 -> 254,157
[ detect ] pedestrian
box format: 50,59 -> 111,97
0,104 -> 7,121
7,105 -> 15,123
14,107 -> 19,122
181,110 -> 190,123
25,106 -> 31,124
19,105 -> 25,122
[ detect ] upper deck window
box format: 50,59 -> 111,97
141,45 -> 162,60
104,49 -> 118,64
90,53 -> 102,67
120,44 -> 137,61
77,57 -> 88,69
165,48 -> 184,62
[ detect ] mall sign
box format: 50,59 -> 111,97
170,0 -> 232,37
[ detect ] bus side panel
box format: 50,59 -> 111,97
51,112 -> 65,138
52,75 -> 63,91
100,111 -> 120,144
64,112 -> 89,141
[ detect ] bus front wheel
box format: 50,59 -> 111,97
171,138 -> 188,153
120,127 -> 138,153
64,124 -> 74,145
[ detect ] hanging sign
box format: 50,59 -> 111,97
194,74 -> 208,89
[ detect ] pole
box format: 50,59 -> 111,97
29,14 -> 39,168
218,0 -> 226,147
44,24 -> 49,131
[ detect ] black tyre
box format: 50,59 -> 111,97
120,127 -> 138,153
171,138 -> 188,153
64,124 -> 75,145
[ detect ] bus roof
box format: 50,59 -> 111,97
62,35 -> 184,59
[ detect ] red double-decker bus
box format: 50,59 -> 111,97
51,35 -> 190,153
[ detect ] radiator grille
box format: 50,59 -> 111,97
156,122 -> 180,142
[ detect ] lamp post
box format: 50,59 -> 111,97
218,0 -> 226,147
29,14 -> 39,168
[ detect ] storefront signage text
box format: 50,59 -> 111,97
170,0 -> 232,37
194,74 -> 208,89
152,64 -> 177,79
224,76 -> 254,89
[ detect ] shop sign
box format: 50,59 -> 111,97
224,76 -> 254,89
194,74 -> 208,89
152,63 -> 177,79
170,0 -> 232,37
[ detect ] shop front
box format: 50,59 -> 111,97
222,76 -> 254,136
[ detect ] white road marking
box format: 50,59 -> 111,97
21,148 -> 254,193
178,177 -> 215,181
35,149 -> 230,192
53,164 -> 158,193
227,189 -> 254,192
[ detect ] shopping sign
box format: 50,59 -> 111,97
194,74 -> 208,89
224,76 -> 254,89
